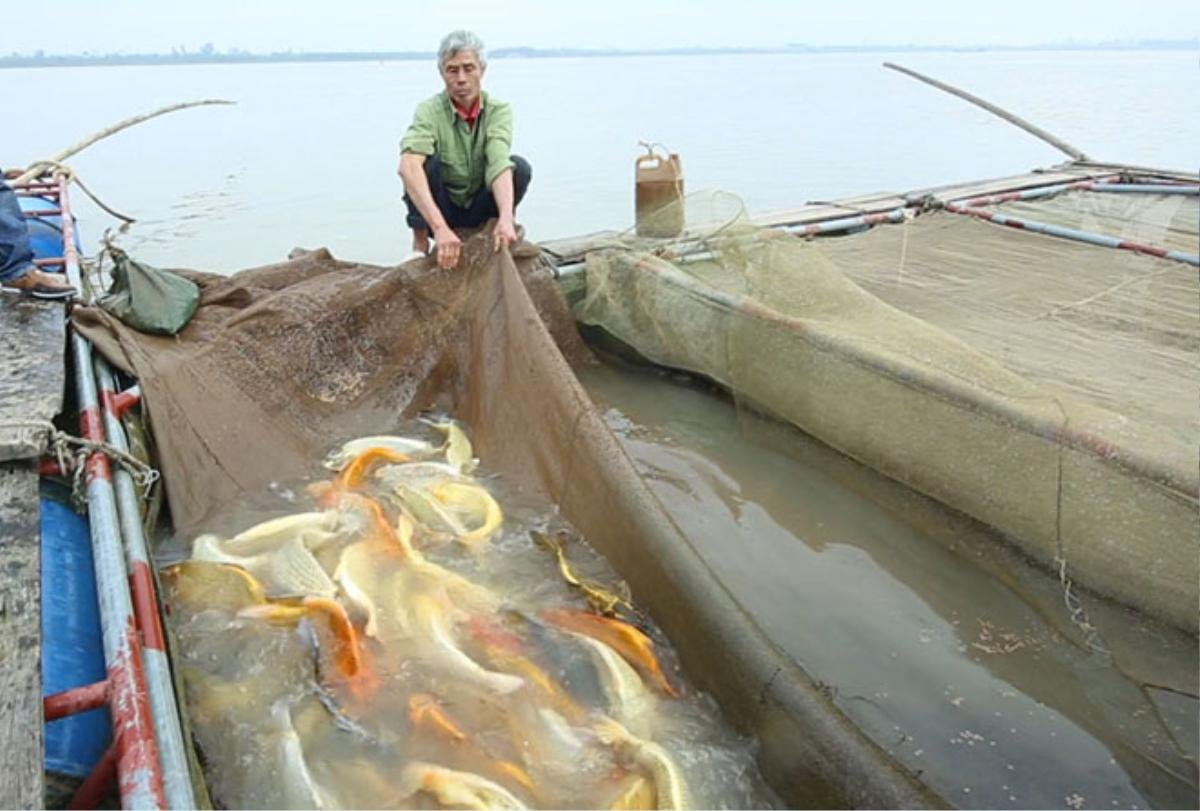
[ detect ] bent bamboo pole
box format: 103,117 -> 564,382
15,99 -> 235,186
883,62 -> 1088,161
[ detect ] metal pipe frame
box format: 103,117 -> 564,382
44,679 -> 110,722
59,166 -> 166,808
943,200 -> 1200,267
95,358 -> 195,810
554,209 -> 907,279
956,180 -> 1198,207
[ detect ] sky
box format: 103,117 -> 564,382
6,0 -> 1199,54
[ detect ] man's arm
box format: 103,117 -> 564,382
399,152 -> 462,270
490,168 -> 517,252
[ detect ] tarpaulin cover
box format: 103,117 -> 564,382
72,231 -> 940,809
575,192 -> 1199,631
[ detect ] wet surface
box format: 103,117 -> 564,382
160,420 -> 778,809
579,358 -> 1199,810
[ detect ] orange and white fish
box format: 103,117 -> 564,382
543,609 -> 678,698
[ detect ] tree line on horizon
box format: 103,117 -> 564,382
3,38 -> 1196,68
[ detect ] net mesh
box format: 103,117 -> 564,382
72,231 -> 937,809
575,190 -> 1199,631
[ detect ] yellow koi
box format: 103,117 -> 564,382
192,533 -> 336,599
324,435 -> 438,471
433,481 -> 503,546
400,761 -> 527,810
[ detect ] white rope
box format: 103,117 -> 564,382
0,418 -> 159,507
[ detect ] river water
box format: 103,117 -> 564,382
5,51 -> 1197,808
2,50 -> 1197,269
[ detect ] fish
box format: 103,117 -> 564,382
324,435 -> 439,471
267,699 -> 337,810
408,555 -> 503,616
594,717 -> 690,810
605,773 -> 657,810
412,595 -> 525,694
433,481 -> 503,546
336,492 -> 410,557
192,533 -> 337,599
391,481 -> 469,538
162,560 -> 267,614
542,609 -> 679,698
480,642 -> 584,721
531,530 -> 637,620
408,693 -> 538,796
400,761 -> 527,810
224,510 -> 342,555
421,416 -> 479,474
567,630 -> 656,734
333,446 -> 413,492
183,668 -> 268,725
333,541 -> 412,641
375,460 -> 467,487
408,692 -> 468,742
238,596 -> 363,681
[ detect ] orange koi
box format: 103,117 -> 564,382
542,609 -> 678,698
408,693 -> 468,743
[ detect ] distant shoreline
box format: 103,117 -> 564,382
2,40 -> 1196,69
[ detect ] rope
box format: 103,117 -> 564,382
21,161 -> 136,223
0,418 -> 160,509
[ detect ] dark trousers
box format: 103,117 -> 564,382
0,179 -> 35,283
404,154 -> 531,230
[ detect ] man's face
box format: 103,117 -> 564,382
441,51 -> 483,107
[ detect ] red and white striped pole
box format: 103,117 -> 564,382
94,358 -> 195,809
72,331 -> 166,809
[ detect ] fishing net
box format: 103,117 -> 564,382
574,190 -> 1199,632
72,230 -> 936,809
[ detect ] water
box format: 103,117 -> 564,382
580,358 -> 1199,809
163,423 -> 777,809
2,50 -> 1197,271
9,51 -> 1195,806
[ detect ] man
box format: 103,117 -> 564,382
398,31 -> 531,270
1,174 -> 76,300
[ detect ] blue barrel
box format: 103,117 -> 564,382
40,484 -> 112,778
17,190 -> 81,265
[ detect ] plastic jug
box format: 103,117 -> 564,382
635,143 -> 684,238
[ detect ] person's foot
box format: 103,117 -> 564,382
2,267 -> 77,300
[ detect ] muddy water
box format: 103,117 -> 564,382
578,359 -> 1199,810
160,421 -> 778,810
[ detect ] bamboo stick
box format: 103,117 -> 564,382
883,62 -> 1088,161
14,99 -> 235,185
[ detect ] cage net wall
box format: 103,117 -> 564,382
73,232 -> 938,809
575,190 -> 1199,632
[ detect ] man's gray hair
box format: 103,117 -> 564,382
438,30 -> 487,70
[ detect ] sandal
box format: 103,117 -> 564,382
2,269 -> 78,300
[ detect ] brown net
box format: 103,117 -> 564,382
72,231 -> 937,808
575,191 -> 1199,632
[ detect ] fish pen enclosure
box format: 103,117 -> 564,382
72,236 -> 939,808
572,185 -> 1199,633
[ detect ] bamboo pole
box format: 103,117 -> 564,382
883,62 -> 1088,161
14,99 -> 235,185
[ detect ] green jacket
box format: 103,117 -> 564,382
400,90 -> 515,208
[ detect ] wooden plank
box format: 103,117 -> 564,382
0,462 -> 43,809
0,295 -> 66,461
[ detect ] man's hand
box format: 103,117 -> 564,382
493,216 -> 518,253
432,225 -> 462,270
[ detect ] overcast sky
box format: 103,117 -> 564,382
8,0 -> 1199,54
